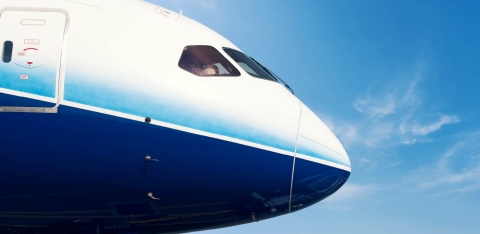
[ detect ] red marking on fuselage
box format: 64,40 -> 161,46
27,62 -> 33,65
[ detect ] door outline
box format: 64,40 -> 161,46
0,7 -> 70,113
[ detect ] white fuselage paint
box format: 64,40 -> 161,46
0,0 -> 351,173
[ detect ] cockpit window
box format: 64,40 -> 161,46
222,47 -> 277,82
178,46 -> 240,77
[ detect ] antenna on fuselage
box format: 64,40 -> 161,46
180,9 -> 183,15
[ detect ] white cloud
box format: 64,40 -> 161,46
409,115 -> 460,136
316,61 -> 463,175
323,183 -> 375,204
353,66 -> 422,120
419,168 -> 480,190
469,154 -> 480,160
324,63 -> 459,154
322,116 -> 359,149
359,158 -> 371,166
397,114 -> 460,146
406,132 -> 480,196
354,94 -> 397,119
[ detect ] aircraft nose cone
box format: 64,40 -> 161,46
296,103 -> 351,171
287,103 -> 351,213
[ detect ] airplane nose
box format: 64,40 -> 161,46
296,103 -> 351,171
287,103 -> 351,213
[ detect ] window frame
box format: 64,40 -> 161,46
222,47 -> 279,82
177,45 -> 241,77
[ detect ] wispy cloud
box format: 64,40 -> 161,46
322,62 -> 460,159
353,95 -> 397,119
398,115 -> 460,145
321,183 -> 376,210
323,183 -> 375,204
353,66 -> 422,120
406,132 -> 480,196
409,115 -> 460,136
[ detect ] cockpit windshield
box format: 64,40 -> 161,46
178,46 -> 241,77
223,47 -> 294,94
223,48 -> 277,82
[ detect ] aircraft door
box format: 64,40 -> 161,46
0,9 -> 68,113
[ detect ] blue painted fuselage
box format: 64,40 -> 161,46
0,93 -> 349,233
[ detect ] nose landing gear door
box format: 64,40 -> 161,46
0,8 -> 69,113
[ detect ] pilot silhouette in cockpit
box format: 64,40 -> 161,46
202,63 -> 219,76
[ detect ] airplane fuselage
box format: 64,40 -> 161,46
0,0 -> 351,233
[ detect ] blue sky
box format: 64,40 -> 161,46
148,1 -> 480,233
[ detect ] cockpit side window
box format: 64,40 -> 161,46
222,47 -> 277,82
178,46 -> 240,77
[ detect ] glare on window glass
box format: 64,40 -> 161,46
222,48 -> 277,82
178,46 -> 240,77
